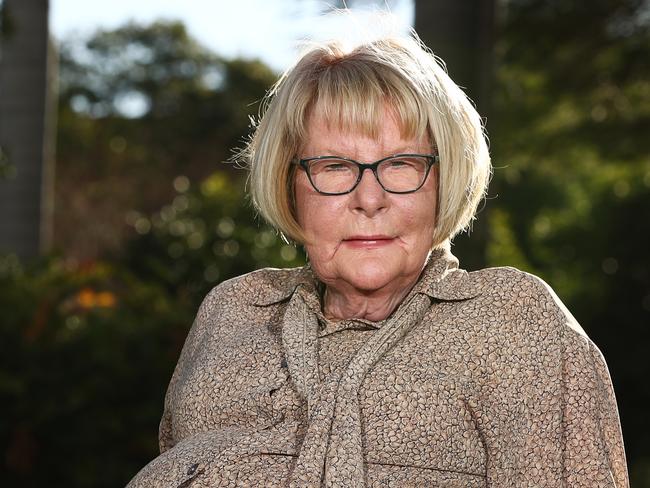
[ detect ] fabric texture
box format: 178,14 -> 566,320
127,248 -> 629,487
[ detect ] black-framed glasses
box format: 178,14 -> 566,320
292,153 -> 439,195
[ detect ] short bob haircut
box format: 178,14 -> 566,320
244,34 -> 491,249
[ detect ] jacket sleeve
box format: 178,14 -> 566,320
560,313 -> 629,487
158,285 -> 220,453
480,273 -> 629,487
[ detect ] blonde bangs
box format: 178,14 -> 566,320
293,50 -> 430,145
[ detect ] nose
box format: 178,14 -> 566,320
350,167 -> 388,216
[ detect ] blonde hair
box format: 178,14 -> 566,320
243,34 -> 491,248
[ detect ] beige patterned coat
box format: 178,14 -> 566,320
127,248 -> 629,487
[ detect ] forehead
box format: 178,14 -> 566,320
303,107 -> 431,157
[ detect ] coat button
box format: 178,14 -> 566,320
187,463 -> 199,476
280,358 -> 288,368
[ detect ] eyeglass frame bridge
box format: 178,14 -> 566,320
291,153 -> 440,196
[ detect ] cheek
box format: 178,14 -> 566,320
408,192 -> 434,218
294,176 -> 345,241
294,174 -> 317,229
418,196 -> 437,227
414,173 -> 438,229
398,192 -> 437,248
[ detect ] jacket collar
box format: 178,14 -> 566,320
252,247 -> 481,307
411,247 -> 482,301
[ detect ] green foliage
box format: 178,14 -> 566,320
0,171 -> 304,486
0,144 -> 16,180
59,21 -> 222,119
490,0 -> 650,286
2,21 -> 305,486
489,1 -> 650,484
0,0 -> 15,40
121,170 -> 306,311
54,21 -> 277,259
0,253 -> 191,486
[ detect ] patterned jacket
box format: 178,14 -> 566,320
127,248 -> 629,487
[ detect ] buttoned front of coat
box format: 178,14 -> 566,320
127,249 -> 629,487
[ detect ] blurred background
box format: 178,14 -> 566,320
0,0 -> 648,486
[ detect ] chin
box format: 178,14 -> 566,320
345,262 -> 400,292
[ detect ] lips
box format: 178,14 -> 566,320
342,235 -> 396,248
345,235 -> 393,241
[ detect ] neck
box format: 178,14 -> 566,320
322,276 -> 419,321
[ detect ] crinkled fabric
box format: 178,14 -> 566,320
127,248 -> 629,487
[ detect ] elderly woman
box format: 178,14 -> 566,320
128,35 -> 629,487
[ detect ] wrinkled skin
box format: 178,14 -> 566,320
294,108 -> 438,321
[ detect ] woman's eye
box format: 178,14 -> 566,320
388,159 -> 413,169
322,162 -> 350,172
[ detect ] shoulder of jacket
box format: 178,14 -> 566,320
469,265 -> 589,341
180,266 -> 307,356
468,265 -> 543,296
202,266 -> 308,308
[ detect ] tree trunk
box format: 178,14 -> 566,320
0,0 -> 56,259
415,0 -> 495,270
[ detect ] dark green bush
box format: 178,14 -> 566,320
0,171 -> 305,487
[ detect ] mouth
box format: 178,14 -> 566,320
342,235 -> 396,248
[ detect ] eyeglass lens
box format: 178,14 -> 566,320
307,155 -> 430,194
